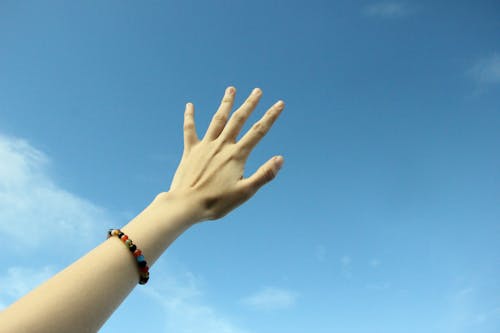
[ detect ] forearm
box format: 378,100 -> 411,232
0,86 -> 285,333
0,192 -> 196,333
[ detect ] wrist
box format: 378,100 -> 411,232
153,190 -> 206,225
119,191 -> 201,269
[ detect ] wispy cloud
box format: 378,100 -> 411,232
363,1 -> 414,18
0,132 -> 252,332
456,287 -> 474,298
468,53 -> 500,84
315,244 -> 327,262
0,266 -> 57,309
143,270 -> 252,333
0,134 -> 114,256
365,282 -> 391,290
241,287 -> 298,310
369,258 -> 381,268
438,286 -> 500,332
473,307 -> 500,324
340,255 -> 352,278
0,133 -> 118,309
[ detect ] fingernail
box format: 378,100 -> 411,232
275,100 -> 285,110
227,86 -> 235,95
253,88 -> 262,95
274,156 -> 284,170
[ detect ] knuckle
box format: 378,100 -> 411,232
221,97 -> 233,104
233,138 -> 249,152
241,185 -> 256,199
252,122 -> 267,137
264,167 -> 276,182
213,113 -> 227,123
233,112 -> 246,124
266,109 -> 277,120
183,122 -> 195,130
245,98 -> 257,107
234,146 -> 249,160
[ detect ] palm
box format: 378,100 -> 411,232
168,87 -> 285,221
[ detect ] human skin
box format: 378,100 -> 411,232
0,86 -> 285,333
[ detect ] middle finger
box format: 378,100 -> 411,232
220,88 -> 262,142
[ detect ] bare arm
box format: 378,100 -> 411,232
0,86 -> 285,333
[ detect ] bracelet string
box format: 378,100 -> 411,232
107,228 -> 150,285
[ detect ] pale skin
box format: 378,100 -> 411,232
0,86 -> 285,333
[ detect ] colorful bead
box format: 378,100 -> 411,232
108,228 -> 149,285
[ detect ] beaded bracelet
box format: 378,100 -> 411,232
107,229 -> 150,285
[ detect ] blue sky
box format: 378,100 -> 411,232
0,1 -> 499,332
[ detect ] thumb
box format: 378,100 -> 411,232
240,155 -> 284,193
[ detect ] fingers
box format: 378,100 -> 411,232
220,88 -> 263,142
204,86 -> 236,140
183,102 -> 199,150
237,100 -> 285,156
238,155 -> 284,196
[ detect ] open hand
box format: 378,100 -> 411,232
168,86 -> 285,222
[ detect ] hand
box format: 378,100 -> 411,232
167,86 -> 285,222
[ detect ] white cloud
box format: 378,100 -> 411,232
340,255 -> 352,278
340,255 -> 351,265
456,287 -> 474,298
0,266 -> 57,309
469,53 -> 500,84
142,270 -> 252,333
363,1 -> 413,18
437,286 -> 500,332
0,132 -> 253,333
241,287 -> 298,310
472,309 -> 500,325
365,282 -> 391,290
370,258 -> 381,268
0,132 -> 118,309
315,244 -> 327,262
0,134 -> 114,256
